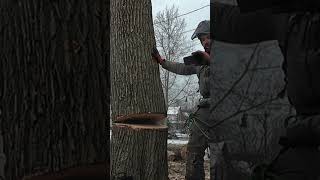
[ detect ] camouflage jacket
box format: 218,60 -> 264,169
161,61 -> 210,99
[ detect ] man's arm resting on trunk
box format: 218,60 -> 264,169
161,61 -> 198,75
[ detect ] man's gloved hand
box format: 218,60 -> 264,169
151,47 -> 165,64
192,51 -> 210,63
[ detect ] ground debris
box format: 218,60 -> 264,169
167,142 -> 210,179
168,158 -> 210,180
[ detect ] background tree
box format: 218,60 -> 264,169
154,5 -> 199,108
0,0 -> 109,179
110,0 -> 168,179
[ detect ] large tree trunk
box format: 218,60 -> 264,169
110,0 -> 168,179
0,0 -> 109,179
110,0 -> 166,119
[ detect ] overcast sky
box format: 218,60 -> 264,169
151,0 -> 210,52
150,0 -> 209,102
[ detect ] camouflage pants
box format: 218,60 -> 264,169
186,106 -> 213,180
254,114 -> 320,180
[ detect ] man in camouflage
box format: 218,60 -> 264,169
152,20 -> 212,180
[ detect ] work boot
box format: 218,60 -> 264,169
185,106 -> 211,179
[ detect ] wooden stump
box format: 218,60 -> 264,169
111,123 -> 168,180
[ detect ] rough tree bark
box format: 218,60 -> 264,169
110,0 -> 168,179
0,0 -> 109,179
111,124 -> 168,180
111,0 -> 166,118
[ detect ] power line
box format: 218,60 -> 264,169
182,29 -> 195,34
156,28 -> 195,35
176,5 -> 209,19
153,5 -> 209,25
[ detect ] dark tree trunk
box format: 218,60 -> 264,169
0,0 -> 109,179
110,0 -> 168,179
22,163 -> 107,180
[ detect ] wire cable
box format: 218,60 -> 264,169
154,5 -> 209,25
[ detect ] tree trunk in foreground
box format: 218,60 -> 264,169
0,0 -> 109,179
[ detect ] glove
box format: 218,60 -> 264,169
151,47 -> 165,64
191,51 -> 210,63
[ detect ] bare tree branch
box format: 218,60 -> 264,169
154,5 -> 197,108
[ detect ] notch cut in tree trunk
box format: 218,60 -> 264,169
115,113 -> 166,123
111,123 -> 168,180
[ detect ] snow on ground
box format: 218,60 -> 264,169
175,133 -> 189,138
168,139 -> 189,145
